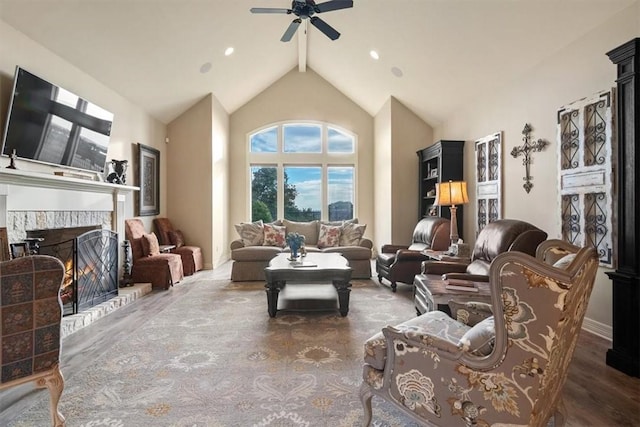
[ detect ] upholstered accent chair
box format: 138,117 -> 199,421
153,218 -> 204,276
125,219 -> 184,290
376,216 -> 451,292
0,255 -> 66,427
360,240 -> 598,426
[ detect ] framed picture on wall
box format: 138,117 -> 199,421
136,143 -> 160,216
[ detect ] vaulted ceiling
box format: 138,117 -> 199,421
0,0 -> 635,125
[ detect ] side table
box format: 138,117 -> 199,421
413,274 -> 491,316
422,249 -> 470,263
159,244 -> 176,253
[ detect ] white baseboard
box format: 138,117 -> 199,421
582,316 -> 612,341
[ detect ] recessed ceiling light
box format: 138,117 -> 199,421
369,50 -> 379,60
224,47 -> 234,56
200,62 -> 212,73
391,66 -> 403,78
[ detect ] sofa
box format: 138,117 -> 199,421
230,219 -> 372,281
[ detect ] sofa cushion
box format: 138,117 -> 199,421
169,230 -> 185,248
283,219 -> 319,245
340,222 -> 366,246
234,220 -> 264,246
141,232 -> 160,256
318,224 -> 341,248
232,245 -> 282,261
263,223 -> 286,247
323,245 -> 371,260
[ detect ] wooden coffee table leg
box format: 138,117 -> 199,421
265,280 -> 283,317
334,280 -> 352,317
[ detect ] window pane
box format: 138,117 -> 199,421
284,124 -> 321,153
328,166 -> 354,221
251,166 -> 277,222
328,127 -> 354,153
284,166 -> 321,221
250,127 -> 277,152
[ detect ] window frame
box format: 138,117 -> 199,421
247,121 -> 357,221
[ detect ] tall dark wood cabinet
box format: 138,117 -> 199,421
605,38 -> 640,378
417,140 -> 465,237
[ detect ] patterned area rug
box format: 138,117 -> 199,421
7,272 -> 421,426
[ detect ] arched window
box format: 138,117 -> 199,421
248,121 -> 357,222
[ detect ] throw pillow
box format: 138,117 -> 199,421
340,222 -> 366,246
263,223 -> 286,247
168,230 -> 185,248
141,232 -> 161,257
448,301 -> 493,326
553,253 -> 577,269
459,316 -> 495,356
234,220 -> 264,246
283,219 -> 318,245
317,224 -> 341,248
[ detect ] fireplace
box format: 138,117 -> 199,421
27,226 -> 119,316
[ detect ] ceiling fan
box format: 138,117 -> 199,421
250,0 -> 354,42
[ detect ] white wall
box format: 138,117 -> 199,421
0,20 -> 167,234
433,4 -> 640,338
228,67 -> 374,244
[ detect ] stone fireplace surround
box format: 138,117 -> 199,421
0,167 -> 150,336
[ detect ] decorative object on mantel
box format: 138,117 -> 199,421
136,143 -> 160,216
510,123 -> 549,193
106,159 -> 128,185
6,149 -> 17,169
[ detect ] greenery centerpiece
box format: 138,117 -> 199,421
286,232 -> 305,258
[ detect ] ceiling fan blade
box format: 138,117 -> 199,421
250,7 -> 291,14
281,19 -> 302,42
310,16 -> 340,40
314,0 -> 353,13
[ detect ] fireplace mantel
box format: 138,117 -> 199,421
0,168 -> 139,194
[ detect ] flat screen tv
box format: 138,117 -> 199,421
1,66 -> 114,174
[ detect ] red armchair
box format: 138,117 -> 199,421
125,219 -> 184,290
153,218 -> 204,276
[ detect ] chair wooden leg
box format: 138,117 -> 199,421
36,364 -> 65,427
359,382 -> 373,427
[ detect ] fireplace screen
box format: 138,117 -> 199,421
34,229 -> 119,316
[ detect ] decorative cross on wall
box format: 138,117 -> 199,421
510,123 -> 549,193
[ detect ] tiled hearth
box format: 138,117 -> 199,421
61,282 -> 152,338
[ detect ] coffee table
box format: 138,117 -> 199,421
264,253 -> 352,317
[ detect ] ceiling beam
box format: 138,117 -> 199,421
298,20 -> 308,72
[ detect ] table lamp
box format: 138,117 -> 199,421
434,180 -> 469,243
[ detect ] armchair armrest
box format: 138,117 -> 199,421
384,324 -> 463,358
381,244 -> 409,253
394,250 -> 428,263
421,260 -> 468,275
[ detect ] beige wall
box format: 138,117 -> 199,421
167,93 -> 230,269
373,100 -> 392,250
228,67 -> 374,247
390,97 -> 433,243
433,4 -> 640,337
0,20 -> 166,233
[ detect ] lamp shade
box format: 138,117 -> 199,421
434,181 -> 469,206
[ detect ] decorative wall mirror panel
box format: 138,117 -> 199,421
557,89 -> 616,267
474,132 -> 502,236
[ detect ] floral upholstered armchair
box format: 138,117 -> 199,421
0,255 -> 66,427
360,240 -> 598,426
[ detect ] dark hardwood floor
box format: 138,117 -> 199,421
1,261 -> 639,425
